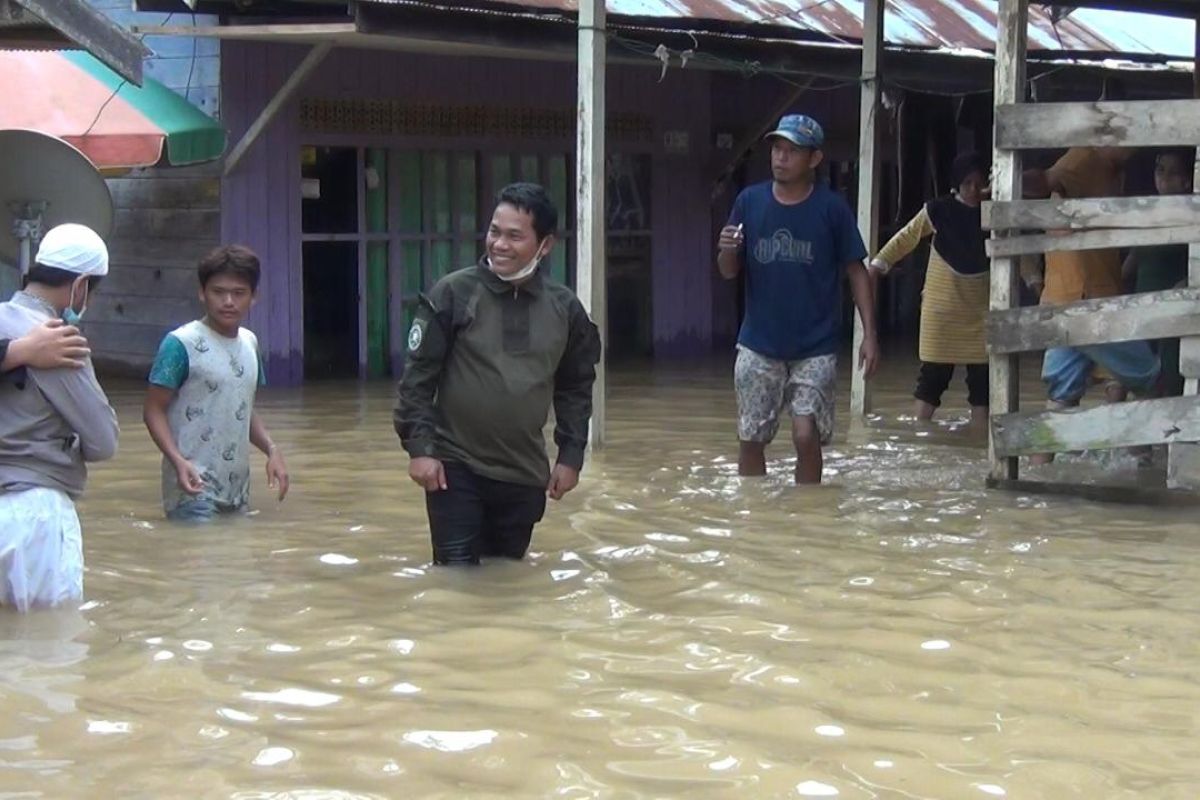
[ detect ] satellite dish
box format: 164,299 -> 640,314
0,129 -> 113,272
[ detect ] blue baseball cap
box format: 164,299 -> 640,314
765,114 -> 824,149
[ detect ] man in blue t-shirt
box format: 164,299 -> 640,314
717,114 -> 879,483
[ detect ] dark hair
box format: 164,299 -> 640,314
198,244 -> 261,291
951,151 -> 988,188
23,265 -> 102,292
1157,148 -> 1195,173
495,182 -> 558,240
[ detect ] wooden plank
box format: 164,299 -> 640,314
983,194 -> 1200,232
992,396 -> 1200,457
86,293 -> 200,329
1167,442 -> 1200,490
78,320 -> 170,357
1181,95 -> 1200,383
113,209 -> 221,240
995,99 -> 1200,150
107,238 -> 217,267
986,225 -> 1200,259
134,23 -> 357,39
576,0 -> 606,446
988,0 -> 1027,482
106,176 -> 220,210
1181,346 -> 1200,381
129,161 -> 222,181
851,0 -> 883,419
987,288 -> 1200,354
97,264 -> 200,298
224,43 -> 331,177
1169,36 -> 1200,493
987,477 -> 1200,507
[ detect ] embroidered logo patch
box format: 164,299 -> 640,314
407,320 -> 424,352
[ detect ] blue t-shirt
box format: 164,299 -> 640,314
728,182 -> 867,361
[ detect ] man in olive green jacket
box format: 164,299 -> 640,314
395,183 -> 601,565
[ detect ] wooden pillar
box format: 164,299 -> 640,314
576,0 -> 607,445
988,0 -> 1028,481
1167,18 -> 1200,489
851,0 -> 883,418
1186,16 -> 1200,399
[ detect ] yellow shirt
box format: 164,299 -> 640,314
876,206 -> 989,364
1041,148 -> 1125,304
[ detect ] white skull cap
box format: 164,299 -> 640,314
35,223 -> 109,277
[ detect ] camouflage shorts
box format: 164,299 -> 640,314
734,346 -> 837,445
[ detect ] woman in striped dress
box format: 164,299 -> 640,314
870,153 -> 990,426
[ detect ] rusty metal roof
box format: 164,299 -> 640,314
385,0 -> 1189,58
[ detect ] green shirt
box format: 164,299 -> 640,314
1131,244 -> 1187,294
395,262 -> 601,487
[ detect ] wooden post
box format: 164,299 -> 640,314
1167,17 -> 1200,489
1187,16 -> 1200,399
988,0 -> 1028,482
576,0 -> 607,446
851,0 -> 883,418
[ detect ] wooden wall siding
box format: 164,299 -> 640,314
222,42 -> 732,380
88,163 -> 220,376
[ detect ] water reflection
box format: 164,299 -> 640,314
0,360 -> 1197,797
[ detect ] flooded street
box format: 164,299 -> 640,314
2,358 -> 1199,799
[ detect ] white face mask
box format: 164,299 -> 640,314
491,242 -> 546,283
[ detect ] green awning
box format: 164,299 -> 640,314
0,49 -> 226,169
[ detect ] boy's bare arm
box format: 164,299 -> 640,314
846,260 -> 881,379
250,411 -> 289,501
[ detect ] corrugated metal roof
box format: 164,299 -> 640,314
385,0 -> 1191,58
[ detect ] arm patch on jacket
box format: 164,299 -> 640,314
407,319 -> 425,352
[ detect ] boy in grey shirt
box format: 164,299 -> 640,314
0,224 -> 119,611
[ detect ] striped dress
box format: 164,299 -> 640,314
875,198 -> 989,365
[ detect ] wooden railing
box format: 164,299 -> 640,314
986,1 -> 1200,497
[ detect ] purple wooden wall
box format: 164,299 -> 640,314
221,43 -> 307,386
222,42 -> 840,381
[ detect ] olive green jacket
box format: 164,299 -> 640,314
394,262 -> 601,487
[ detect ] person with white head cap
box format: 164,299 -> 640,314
0,222 -> 119,612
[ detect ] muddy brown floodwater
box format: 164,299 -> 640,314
2,357 -> 1198,799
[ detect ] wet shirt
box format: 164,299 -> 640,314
727,182 -> 867,361
149,320 -> 265,514
394,262 -> 601,488
0,292 -> 118,498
